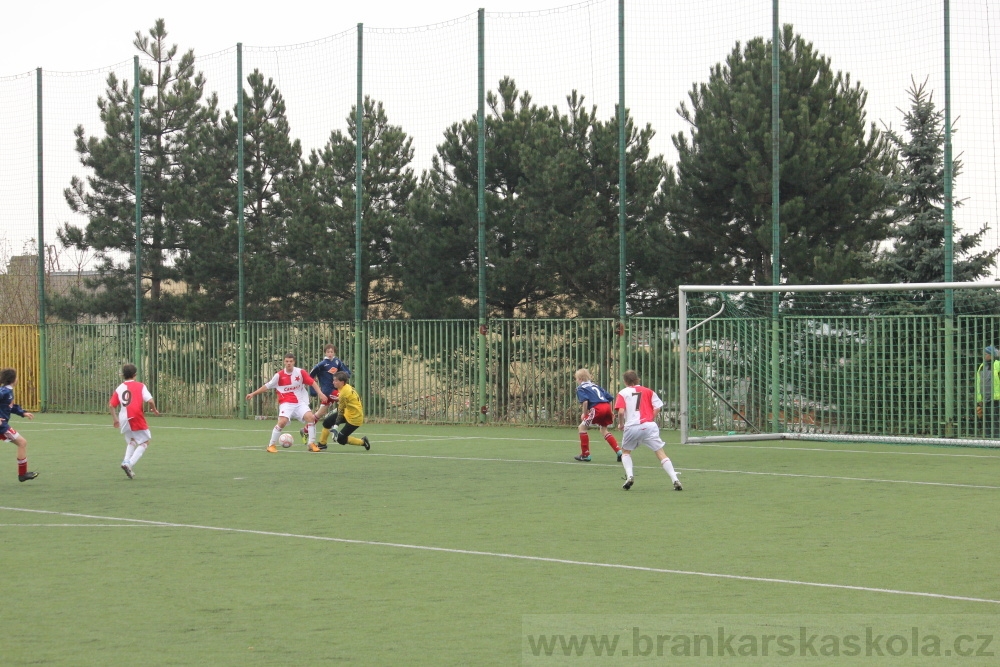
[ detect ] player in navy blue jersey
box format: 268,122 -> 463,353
0,368 -> 38,482
302,344 -> 351,446
573,368 -> 622,462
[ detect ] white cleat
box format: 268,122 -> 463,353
673,479 -> 683,491
622,476 -> 634,490
121,462 -> 135,480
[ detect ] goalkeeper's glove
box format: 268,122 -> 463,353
977,404 -> 984,418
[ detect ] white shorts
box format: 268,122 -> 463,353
278,402 -> 312,423
121,425 -> 151,445
621,422 -> 665,452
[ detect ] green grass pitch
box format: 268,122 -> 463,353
1,414 -> 999,665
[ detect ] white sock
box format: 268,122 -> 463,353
270,426 -> 283,445
661,457 -> 678,482
124,443 -> 136,463
130,444 -> 147,466
307,423 -> 316,444
622,454 -> 634,478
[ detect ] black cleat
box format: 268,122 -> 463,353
673,479 -> 683,491
18,471 -> 39,482
362,436 -> 371,451
574,455 -> 592,462
317,443 -> 328,451
616,450 -> 623,462
121,462 -> 135,479
622,476 -> 634,490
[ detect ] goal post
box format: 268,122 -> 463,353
679,282 -> 1000,448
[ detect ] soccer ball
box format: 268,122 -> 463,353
278,433 -> 294,448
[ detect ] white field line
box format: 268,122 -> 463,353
685,442 -> 1000,459
0,505 -> 996,606
23,422 -> 1000,458
219,446 -> 1000,490
0,523 -> 160,527
679,467 -> 1000,490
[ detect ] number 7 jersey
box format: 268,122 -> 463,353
614,385 -> 663,427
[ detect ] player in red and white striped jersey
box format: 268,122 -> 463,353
245,353 -> 327,453
614,370 -> 682,491
110,363 -> 160,480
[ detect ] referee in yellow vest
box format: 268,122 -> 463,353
976,345 -> 1000,438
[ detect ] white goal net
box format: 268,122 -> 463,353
679,282 -> 1000,447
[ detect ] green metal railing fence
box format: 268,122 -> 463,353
6,315 -> 1000,438
488,319 -> 619,424
35,320 -> 632,424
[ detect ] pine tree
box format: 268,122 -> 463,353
536,91 -> 670,317
666,25 -> 897,287
285,97 -> 415,320
397,78 -> 566,319
57,19 -> 218,322
878,78 -> 997,288
397,78 -> 670,319
177,69 -> 302,320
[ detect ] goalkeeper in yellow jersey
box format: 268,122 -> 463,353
316,371 -> 370,451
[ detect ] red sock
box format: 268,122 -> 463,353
604,432 -> 620,452
18,458 -> 27,476
579,433 -> 590,456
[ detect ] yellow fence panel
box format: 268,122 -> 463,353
0,325 -> 40,411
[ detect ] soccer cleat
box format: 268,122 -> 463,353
308,443 -> 321,453
574,455 -> 592,462
616,450 -> 623,462
121,462 -> 135,479
266,444 -> 278,453
317,443 -> 327,451
622,476 -> 634,490
300,427 -> 309,444
673,479 -> 683,491
362,436 -> 371,451
18,471 -> 39,482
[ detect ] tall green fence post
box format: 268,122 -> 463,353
943,0 -> 955,436
477,9 -> 488,423
617,0 -> 629,380
133,56 -> 143,371
770,0 -> 781,433
237,43 -> 247,418
355,23 -> 365,395
36,67 -> 47,411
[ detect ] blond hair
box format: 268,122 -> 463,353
574,368 -> 593,382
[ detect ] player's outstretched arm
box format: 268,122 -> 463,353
245,385 -> 267,401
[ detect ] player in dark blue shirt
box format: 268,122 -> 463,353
302,344 -> 351,446
573,368 -> 622,462
0,368 -> 39,482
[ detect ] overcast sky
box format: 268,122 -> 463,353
2,0 -> 544,74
